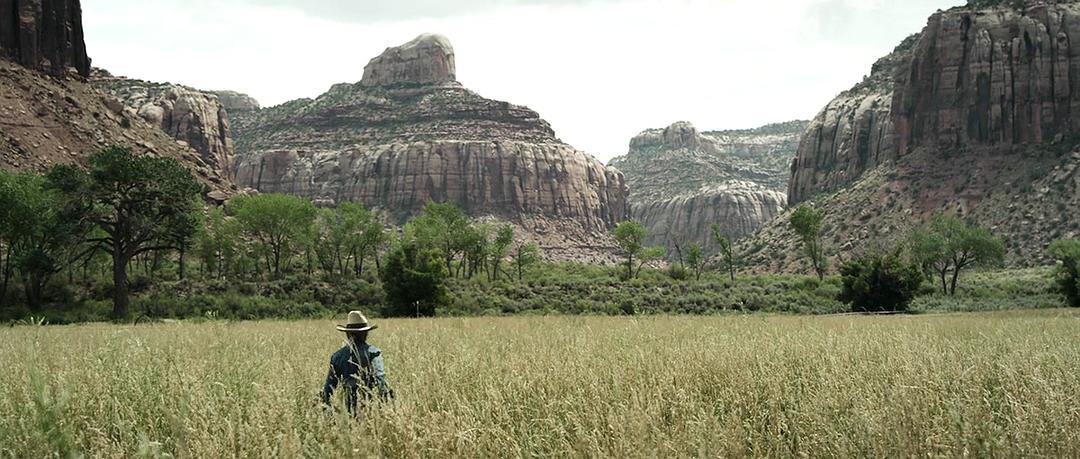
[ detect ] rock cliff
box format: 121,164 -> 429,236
0,60 -> 232,192
212,90 -> 260,112
232,34 -> 628,235
0,0 -> 90,77
609,121 -> 803,250
787,35 -> 916,205
748,1 -> 1080,270
91,73 -> 237,180
361,33 -> 455,88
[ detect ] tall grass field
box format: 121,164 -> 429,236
1,310 -> 1078,457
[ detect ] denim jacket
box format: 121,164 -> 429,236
320,342 -> 391,412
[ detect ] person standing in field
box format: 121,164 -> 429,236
320,311 -> 393,413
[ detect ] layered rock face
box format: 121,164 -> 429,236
0,0 -> 90,77
788,35 -> 916,205
361,33 -> 455,88
748,1 -> 1080,270
93,74 -> 236,180
610,121 -> 803,250
894,3 -> 1080,154
233,34 -> 627,232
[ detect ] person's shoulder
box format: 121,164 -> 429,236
365,343 -> 383,357
330,344 -> 351,362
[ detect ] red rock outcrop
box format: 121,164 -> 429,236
0,0 -> 90,77
232,34 -> 627,232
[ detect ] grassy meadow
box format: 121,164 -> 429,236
1,310 -> 1079,457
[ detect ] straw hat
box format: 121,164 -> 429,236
336,310 -> 377,332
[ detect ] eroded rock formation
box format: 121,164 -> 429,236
361,33 -> 456,88
232,34 -> 627,233
787,35 -> 916,205
749,1 -> 1080,270
93,75 -> 236,180
894,3 -> 1080,154
212,90 -> 260,112
610,121 -> 803,250
0,0 -> 90,77
0,60 -> 231,191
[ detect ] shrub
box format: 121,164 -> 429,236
839,254 -> 923,312
379,240 -> 449,317
1048,240 -> 1080,307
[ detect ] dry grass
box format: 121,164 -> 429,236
1,310 -> 1079,457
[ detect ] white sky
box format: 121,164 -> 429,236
83,0 -> 964,162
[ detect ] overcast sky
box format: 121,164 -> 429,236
83,0 -> 964,162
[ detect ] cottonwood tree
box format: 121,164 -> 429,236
790,205 -> 827,280
685,243 -> 705,281
231,194 -> 317,279
196,207 -> 241,280
909,215 -> 1005,296
66,147 -> 202,319
410,202 -> 470,276
511,241 -> 540,282
487,224 -> 515,281
0,170 -> 92,309
710,224 -> 738,282
614,220 -> 646,279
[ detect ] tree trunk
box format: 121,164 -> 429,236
178,248 -> 186,280
949,266 -> 961,296
939,268 -> 949,296
0,244 -> 10,307
112,249 -> 130,320
626,254 -> 634,280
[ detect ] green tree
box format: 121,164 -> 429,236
1048,239 -> 1080,307
196,207 -> 241,280
410,202 -> 470,276
67,147 -> 203,319
379,238 -> 448,317
710,224 -> 738,282
790,205 -> 827,280
0,172 -> 21,306
908,215 -> 1005,296
487,224 -> 515,281
614,220 -> 646,279
685,243 -> 705,281
636,246 -> 666,278
0,170 -> 92,309
839,252 -> 924,312
231,194 -> 317,279
511,241 -> 540,282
